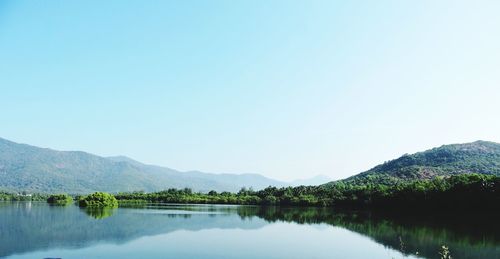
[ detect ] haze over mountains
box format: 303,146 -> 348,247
0,138 -> 329,193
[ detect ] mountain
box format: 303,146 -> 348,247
337,140 -> 500,185
108,156 -> 288,191
0,137 -> 288,193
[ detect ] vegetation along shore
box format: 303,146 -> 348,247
1,173 -> 498,211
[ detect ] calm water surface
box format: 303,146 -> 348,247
0,202 -> 498,259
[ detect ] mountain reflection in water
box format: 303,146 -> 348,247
0,202 -> 498,259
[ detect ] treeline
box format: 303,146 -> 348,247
115,174 -> 499,210
0,192 -> 48,201
1,174 -> 498,210
47,194 -> 73,205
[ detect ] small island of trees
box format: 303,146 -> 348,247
47,194 -> 73,205
78,192 -> 118,208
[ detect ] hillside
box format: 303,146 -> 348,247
338,140 -> 500,185
0,138 -> 288,193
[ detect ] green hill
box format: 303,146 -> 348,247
340,140 -> 500,185
0,137 -> 286,193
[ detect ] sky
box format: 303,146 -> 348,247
1,1 -> 499,181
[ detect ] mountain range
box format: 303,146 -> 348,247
0,137 -> 329,193
2,137 -> 500,193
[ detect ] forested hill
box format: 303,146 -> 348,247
0,137 -> 289,193
336,140 -> 500,185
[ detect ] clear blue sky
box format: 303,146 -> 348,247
1,1 -> 499,181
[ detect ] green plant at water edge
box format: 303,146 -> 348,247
47,194 -> 73,205
439,245 -> 452,259
398,236 -> 405,253
78,192 -> 118,208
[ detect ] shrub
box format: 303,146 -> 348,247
78,192 -> 118,208
47,194 -> 73,205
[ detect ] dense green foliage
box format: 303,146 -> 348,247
1,174 -> 498,211
340,140 -> 500,185
78,192 -> 118,208
116,174 -> 499,210
47,194 -> 73,205
0,191 -> 48,201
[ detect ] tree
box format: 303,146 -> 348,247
78,192 -> 118,208
47,194 -> 73,205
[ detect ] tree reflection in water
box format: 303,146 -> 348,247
236,206 -> 499,259
83,207 -> 116,219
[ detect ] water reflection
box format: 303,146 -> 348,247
0,202 -> 498,259
0,202 -> 266,258
83,207 -> 116,219
237,206 -> 500,259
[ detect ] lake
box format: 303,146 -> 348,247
0,202 -> 498,259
